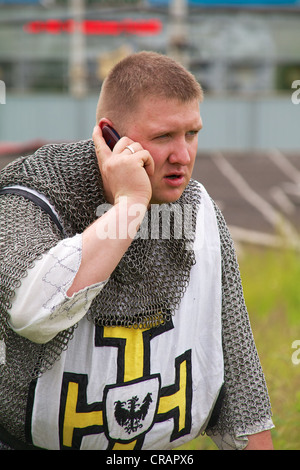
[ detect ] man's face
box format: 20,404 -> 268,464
124,97 -> 202,204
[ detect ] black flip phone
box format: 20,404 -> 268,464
101,125 -> 120,150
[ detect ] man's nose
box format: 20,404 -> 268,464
168,139 -> 191,165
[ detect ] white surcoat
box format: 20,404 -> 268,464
14,185 -> 224,450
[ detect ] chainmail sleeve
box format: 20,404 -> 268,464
0,193 -> 76,440
205,201 -> 274,449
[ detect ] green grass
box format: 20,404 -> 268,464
177,245 -> 300,450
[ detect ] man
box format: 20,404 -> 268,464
0,51 -> 274,450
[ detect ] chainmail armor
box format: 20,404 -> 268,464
206,201 -> 273,447
0,140 -> 272,446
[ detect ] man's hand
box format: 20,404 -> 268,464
245,430 -> 274,450
92,125 -> 154,207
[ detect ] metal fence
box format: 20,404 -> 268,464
0,92 -> 298,150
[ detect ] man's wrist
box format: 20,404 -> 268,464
114,194 -> 150,209
95,196 -> 148,241
116,196 -> 148,240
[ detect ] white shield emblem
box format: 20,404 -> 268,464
103,375 -> 160,442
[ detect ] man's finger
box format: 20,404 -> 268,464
140,151 -> 155,177
92,125 -> 112,161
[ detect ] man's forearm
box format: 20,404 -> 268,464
67,197 -> 147,297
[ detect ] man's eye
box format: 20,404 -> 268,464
186,130 -> 199,137
158,134 -> 170,139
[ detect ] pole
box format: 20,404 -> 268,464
69,0 -> 87,98
168,0 -> 189,68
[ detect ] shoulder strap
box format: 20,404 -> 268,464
0,186 -> 64,234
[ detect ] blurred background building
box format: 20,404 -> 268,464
0,0 -> 299,148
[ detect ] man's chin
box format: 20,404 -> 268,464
150,188 -> 185,205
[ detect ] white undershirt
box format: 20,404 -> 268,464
8,233 -> 109,343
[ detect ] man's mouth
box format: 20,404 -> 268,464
166,175 -> 180,180
164,173 -> 185,186
165,171 -> 185,179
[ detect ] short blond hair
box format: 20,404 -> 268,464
96,51 -> 203,133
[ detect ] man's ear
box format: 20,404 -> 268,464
98,118 -> 114,130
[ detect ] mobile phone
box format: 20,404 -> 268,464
101,124 -> 120,150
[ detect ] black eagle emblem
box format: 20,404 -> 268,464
114,393 -> 153,435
